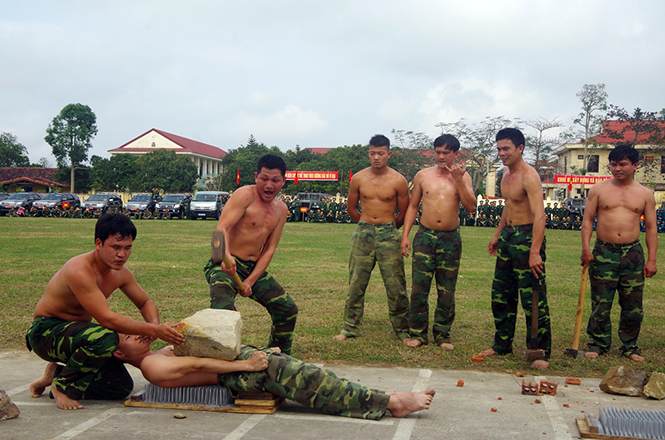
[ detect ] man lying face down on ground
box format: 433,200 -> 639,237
32,327 -> 435,420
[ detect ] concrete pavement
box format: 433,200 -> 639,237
1,349 -> 660,440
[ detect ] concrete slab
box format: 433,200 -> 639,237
1,350 -> 661,440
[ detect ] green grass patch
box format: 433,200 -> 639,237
2,217 -> 664,377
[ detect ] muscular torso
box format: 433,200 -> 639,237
228,188 -> 287,261
594,181 -> 648,244
418,167 -> 461,231
500,168 -> 536,226
356,168 -> 403,224
33,251 -> 124,321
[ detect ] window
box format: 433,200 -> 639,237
587,155 -> 599,173
661,156 -> 665,174
578,155 -> 584,160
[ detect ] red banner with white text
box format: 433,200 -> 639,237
554,175 -> 612,185
285,171 -> 339,181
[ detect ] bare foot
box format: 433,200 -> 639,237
628,353 -> 645,362
478,348 -> 497,357
439,343 -> 454,350
386,389 -> 436,418
530,359 -> 549,369
333,334 -> 348,342
584,351 -> 599,359
51,387 -> 84,410
405,339 -> 422,347
30,362 -> 58,398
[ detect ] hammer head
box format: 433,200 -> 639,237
564,348 -> 585,359
524,348 -> 546,361
211,230 -> 225,264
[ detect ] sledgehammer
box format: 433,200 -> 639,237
564,266 -> 589,359
211,230 -> 246,291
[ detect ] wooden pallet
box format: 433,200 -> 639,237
576,416 -> 642,440
125,390 -> 283,414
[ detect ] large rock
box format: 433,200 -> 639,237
173,309 -> 242,360
599,366 -> 647,397
0,390 -> 20,421
643,372 -> 665,400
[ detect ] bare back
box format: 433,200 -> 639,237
33,251 -> 130,321
589,179 -> 652,244
349,167 -> 409,225
221,185 -> 288,261
417,167 -> 464,230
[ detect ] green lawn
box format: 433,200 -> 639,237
1,217 -> 663,377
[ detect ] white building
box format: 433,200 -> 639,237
108,128 -> 227,180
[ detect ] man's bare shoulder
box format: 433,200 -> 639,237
60,251 -> 96,275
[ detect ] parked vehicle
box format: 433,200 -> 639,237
0,192 -> 42,216
155,193 -> 191,219
564,197 -> 586,218
125,193 -> 160,215
296,192 -> 330,214
189,191 -> 228,220
81,193 -> 124,213
0,192 -> 9,203
32,193 -> 81,212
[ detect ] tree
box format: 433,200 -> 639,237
132,150 -> 198,192
524,117 -> 564,174
44,103 -> 98,193
0,132 -> 30,167
215,136 -> 278,190
573,84 -> 607,174
90,154 -> 139,192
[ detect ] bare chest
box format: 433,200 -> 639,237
360,178 -> 397,203
597,189 -> 646,215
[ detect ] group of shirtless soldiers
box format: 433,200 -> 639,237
25,129 -> 657,422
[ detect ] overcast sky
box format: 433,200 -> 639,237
2,0 -> 664,164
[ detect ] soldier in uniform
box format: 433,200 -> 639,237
581,145 -> 657,362
478,128 -> 551,369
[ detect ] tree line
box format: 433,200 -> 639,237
1,84 -> 664,195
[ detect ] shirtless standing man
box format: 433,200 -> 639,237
334,135 -> 411,344
26,214 -> 185,410
204,154 -> 297,355
581,144 -> 657,362
478,128 -> 552,369
400,134 -> 476,350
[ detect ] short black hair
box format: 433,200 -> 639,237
496,128 -> 525,150
434,134 -> 461,152
608,144 -> 639,164
369,134 -> 390,149
95,214 -> 137,244
256,154 -> 286,178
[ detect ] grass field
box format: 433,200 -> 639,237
1,217 -> 663,377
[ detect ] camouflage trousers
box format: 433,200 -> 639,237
409,226 -> 462,345
204,258 -> 298,355
587,239 -> 644,357
490,224 -> 551,360
340,222 -> 409,339
25,317 -> 133,401
220,347 -> 390,420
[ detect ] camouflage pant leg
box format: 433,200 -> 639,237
586,240 -> 644,357
25,317 -> 132,401
220,347 -> 390,420
341,222 -> 409,339
490,225 -> 551,360
410,227 -> 461,345
204,258 -> 298,355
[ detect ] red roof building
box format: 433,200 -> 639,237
0,167 -> 67,193
108,128 -> 227,179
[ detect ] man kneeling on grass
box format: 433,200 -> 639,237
32,334 -> 435,420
